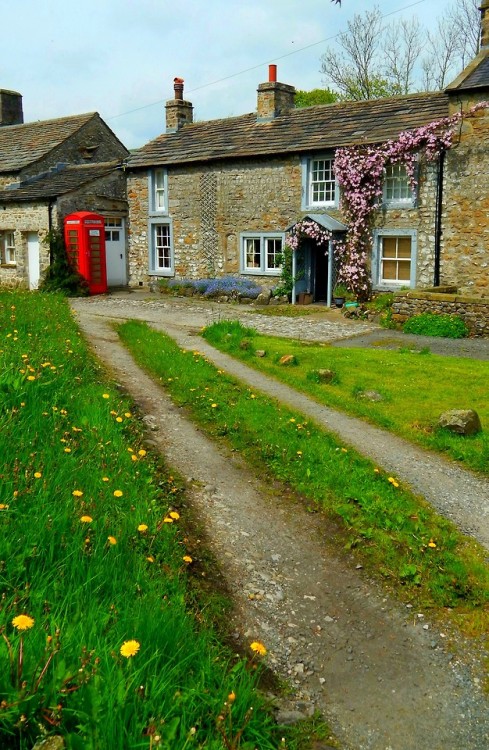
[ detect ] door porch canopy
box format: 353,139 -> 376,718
286,214 -> 347,306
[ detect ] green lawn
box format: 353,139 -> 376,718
118,320 -> 489,640
202,321 -> 489,476
0,293 -> 279,750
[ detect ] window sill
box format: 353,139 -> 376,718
242,269 -> 281,276
382,201 -> 416,209
0,263 -> 17,269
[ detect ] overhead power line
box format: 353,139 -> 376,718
107,0 -> 427,122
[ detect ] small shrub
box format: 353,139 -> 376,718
39,230 -> 89,296
403,313 -> 468,338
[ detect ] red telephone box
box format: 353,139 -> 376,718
64,212 -> 108,294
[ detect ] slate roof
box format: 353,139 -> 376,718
0,112 -> 97,173
0,162 -> 121,203
446,52 -> 489,91
127,91 -> 450,169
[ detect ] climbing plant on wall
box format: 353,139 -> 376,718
332,102 -> 488,301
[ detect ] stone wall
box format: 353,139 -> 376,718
127,155 -> 304,287
128,154 -> 442,289
441,100 -> 489,296
392,289 -> 489,337
126,171 -> 149,286
0,202 -> 50,287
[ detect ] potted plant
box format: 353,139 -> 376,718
333,283 -> 349,308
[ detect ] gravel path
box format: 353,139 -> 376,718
70,295 -> 489,750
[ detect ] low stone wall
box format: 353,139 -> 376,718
392,288 -> 489,337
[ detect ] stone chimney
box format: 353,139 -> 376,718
256,65 -> 295,122
165,78 -> 193,133
481,0 -> 489,48
0,89 -> 23,126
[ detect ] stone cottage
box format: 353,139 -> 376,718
0,92 -> 129,289
125,4 -> 489,301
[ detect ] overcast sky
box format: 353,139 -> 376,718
1,0 -> 472,150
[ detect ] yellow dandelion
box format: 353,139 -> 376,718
27,375 -> 36,381
146,556 -> 155,563
64,447 -> 72,453
102,393 -> 110,399
138,449 -> 147,457
120,640 -> 140,658
388,477 -> 400,488
228,691 -> 236,703
137,524 -> 148,532
169,511 -> 180,520
34,472 -> 42,478
341,448 -> 348,453
107,536 -> 117,545
250,641 -> 267,656
116,417 -> 123,423
289,418 -> 296,423
211,403 -> 218,408
163,517 -> 174,524
80,515 -> 93,523
183,555 -> 193,563
102,477 -> 109,482
428,539 -> 437,548
12,614 -> 35,631
296,451 -> 302,456
124,412 -> 132,418
72,490 -> 83,497
113,490 -> 123,498
0,504 -> 9,510
131,454 -> 138,462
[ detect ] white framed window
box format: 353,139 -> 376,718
383,163 -> 415,206
373,229 -> 417,288
104,217 -> 122,242
150,222 -> 173,275
149,168 -> 168,213
241,233 -> 284,275
0,231 -> 16,265
302,155 -> 337,208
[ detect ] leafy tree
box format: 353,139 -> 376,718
295,88 -> 339,107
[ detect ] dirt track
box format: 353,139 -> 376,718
70,295 -> 489,750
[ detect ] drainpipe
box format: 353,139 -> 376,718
433,149 -> 445,287
48,199 -> 54,265
327,238 -> 334,307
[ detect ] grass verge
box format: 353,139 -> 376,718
117,320 -> 489,639
0,292 -> 283,750
202,320 -> 489,476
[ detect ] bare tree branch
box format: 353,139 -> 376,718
448,0 -> 480,67
382,17 -> 424,94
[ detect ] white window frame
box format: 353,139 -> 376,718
301,155 -> 337,209
149,168 -> 168,214
104,217 -> 123,243
0,231 -> 16,265
240,233 -> 284,275
383,163 -> 416,207
149,220 -> 174,276
372,229 -> 417,289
